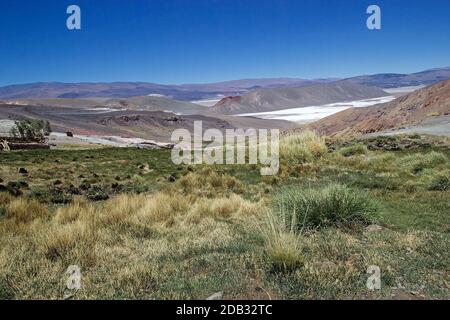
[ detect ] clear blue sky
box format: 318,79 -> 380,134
0,0 -> 449,86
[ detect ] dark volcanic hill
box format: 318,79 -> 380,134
309,79 -> 450,137
210,81 -> 388,115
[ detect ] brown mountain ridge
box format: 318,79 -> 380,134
309,79 -> 450,137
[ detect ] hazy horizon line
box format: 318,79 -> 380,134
1,65 -> 449,88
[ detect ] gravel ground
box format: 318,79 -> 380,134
364,116 -> 450,137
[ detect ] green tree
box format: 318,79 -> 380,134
10,119 -> 52,142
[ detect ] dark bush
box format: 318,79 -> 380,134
86,186 -> 109,201
428,174 -> 450,191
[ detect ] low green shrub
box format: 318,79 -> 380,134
338,144 -> 368,157
86,186 -> 109,201
427,174 -> 450,191
400,152 -> 447,174
28,187 -> 73,204
259,210 -> 303,272
338,172 -> 400,191
273,184 -> 379,230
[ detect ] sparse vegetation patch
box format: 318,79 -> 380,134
0,135 -> 448,300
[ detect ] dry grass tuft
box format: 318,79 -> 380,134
136,193 -> 192,224
176,168 -> 244,195
5,198 -> 48,223
280,130 -> 327,164
259,209 -> 303,272
189,194 -> 261,222
54,196 -> 92,225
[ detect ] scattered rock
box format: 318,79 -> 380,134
167,175 -> 176,182
86,186 -> 109,201
18,168 -> 28,174
19,181 -> 29,188
164,116 -> 183,123
63,292 -> 75,300
7,181 -> 21,189
7,187 -> 22,197
67,185 -> 82,195
79,182 -> 91,191
206,292 -> 223,300
49,188 -> 72,204
365,224 -> 384,233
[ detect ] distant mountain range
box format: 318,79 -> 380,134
210,81 -> 388,114
0,78 -> 336,101
345,67 -> 450,88
309,79 -> 450,137
0,67 -> 448,100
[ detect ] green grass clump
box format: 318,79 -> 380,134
28,187 -> 73,204
427,174 -> 450,191
0,139 -> 449,299
400,151 -> 447,174
280,130 -> 327,164
273,184 -> 380,230
260,210 -> 303,272
86,186 -> 110,201
338,144 -> 368,157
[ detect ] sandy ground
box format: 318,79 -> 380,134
48,132 -> 173,148
383,85 -> 426,96
191,98 -> 222,107
364,116 -> 450,137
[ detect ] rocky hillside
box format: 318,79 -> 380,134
309,79 -> 450,137
3,96 -> 208,115
210,81 -> 387,114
